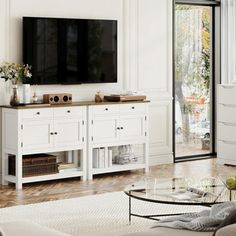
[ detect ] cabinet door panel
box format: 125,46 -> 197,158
22,120 -> 53,151
92,117 -> 119,143
119,116 -> 146,141
53,119 -> 83,147
218,141 -> 236,161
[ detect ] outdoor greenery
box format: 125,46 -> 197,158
175,5 -> 210,142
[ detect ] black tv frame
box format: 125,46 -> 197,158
23,16 -> 118,85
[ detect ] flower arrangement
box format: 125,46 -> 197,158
0,62 -> 32,106
0,62 -> 32,84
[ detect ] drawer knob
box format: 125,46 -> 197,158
36,112 -> 40,115
54,132 -> 58,135
67,110 -> 71,113
105,108 -> 109,111
117,127 -> 120,130
132,106 -> 135,109
50,132 -> 54,135
120,127 -> 124,130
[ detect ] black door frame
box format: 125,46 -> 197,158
173,0 -> 221,162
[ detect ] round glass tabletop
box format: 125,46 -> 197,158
124,177 -> 232,206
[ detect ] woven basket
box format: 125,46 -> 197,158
9,154 -> 58,177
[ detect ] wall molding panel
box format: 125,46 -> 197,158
126,0 -> 173,163
149,101 -> 173,157
0,0 -> 173,168
149,154 -> 173,166
136,0 -> 172,100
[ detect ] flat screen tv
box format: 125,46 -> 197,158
23,17 -> 117,84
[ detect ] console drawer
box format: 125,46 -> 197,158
218,122 -> 236,142
218,104 -> 236,123
22,108 -> 53,120
92,105 -> 119,116
119,103 -> 146,114
54,107 -> 84,118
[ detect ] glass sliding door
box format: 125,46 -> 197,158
174,4 -> 213,159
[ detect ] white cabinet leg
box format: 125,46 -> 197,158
87,146 -> 93,180
2,179 -> 8,186
15,153 -> 23,190
2,152 -> 9,185
144,143 -> 149,173
16,180 -> 23,190
80,148 -> 87,181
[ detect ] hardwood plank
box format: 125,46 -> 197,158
0,159 -> 235,208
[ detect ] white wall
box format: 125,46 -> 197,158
0,0 -> 173,167
0,0 -> 125,103
125,0 -> 173,164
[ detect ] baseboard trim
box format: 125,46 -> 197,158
217,158 -> 236,166
149,154 -> 173,166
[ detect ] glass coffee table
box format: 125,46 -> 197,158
124,177 -> 233,222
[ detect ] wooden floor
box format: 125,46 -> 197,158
0,158 -> 235,208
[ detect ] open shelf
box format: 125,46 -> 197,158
5,169 -> 84,184
92,163 -> 146,175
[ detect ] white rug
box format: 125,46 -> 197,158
0,191 -> 206,236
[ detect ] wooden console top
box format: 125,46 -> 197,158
0,100 -> 150,109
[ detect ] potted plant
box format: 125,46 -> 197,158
0,62 -> 32,106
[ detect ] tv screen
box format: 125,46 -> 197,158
23,17 -> 117,84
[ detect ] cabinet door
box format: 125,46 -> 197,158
53,119 -> 84,148
22,120 -> 54,151
119,115 -> 146,141
91,116 -> 119,144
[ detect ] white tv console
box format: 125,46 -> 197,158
1,101 -> 149,189
88,102 -> 149,179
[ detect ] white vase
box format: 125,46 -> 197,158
22,84 -> 31,104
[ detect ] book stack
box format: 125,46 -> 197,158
93,148 -> 113,169
58,163 -> 78,172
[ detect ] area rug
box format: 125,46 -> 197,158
0,191 -> 206,236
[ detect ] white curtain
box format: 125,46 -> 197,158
221,0 -> 236,84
